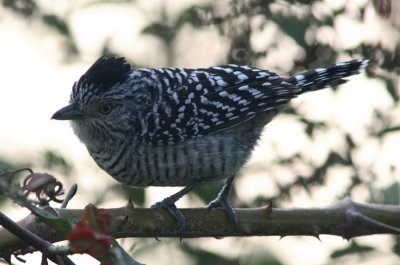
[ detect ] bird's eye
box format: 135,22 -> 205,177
98,104 -> 114,115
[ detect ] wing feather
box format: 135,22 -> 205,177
140,66 -> 298,145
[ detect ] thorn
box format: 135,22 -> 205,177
122,215 -> 129,223
127,197 -> 135,209
263,201 -> 273,215
347,207 -> 400,235
314,234 -> 321,241
311,226 -> 321,241
342,235 -> 351,241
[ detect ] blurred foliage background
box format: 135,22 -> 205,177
0,0 -> 400,264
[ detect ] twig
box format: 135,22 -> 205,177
61,184 -> 78,209
1,197 -> 400,257
0,211 -> 74,265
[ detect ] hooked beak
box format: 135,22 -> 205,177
51,103 -> 85,120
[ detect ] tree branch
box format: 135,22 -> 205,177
1,197 -> 400,257
0,211 -> 74,265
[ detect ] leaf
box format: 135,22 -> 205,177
83,0 -> 137,6
345,134 -> 356,149
0,195 -> 8,208
330,241 -> 374,259
181,243 -> 283,265
141,23 -> 174,43
377,125 -> 400,137
0,158 -> 17,171
43,150 -> 73,176
384,79 -> 399,102
191,183 -> 224,204
245,253 -> 284,265
111,239 -> 144,265
175,5 -> 211,29
392,236 -> 400,256
181,243 -> 240,265
270,14 -> 309,48
27,204 -> 72,236
380,182 -> 400,205
2,0 -> 38,17
326,151 -> 348,166
116,186 -> 145,206
41,14 -> 71,37
298,117 -> 327,137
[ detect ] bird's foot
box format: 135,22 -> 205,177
151,198 -> 186,231
207,194 -> 238,228
151,180 -> 206,231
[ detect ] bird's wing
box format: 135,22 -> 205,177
139,65 -> 299,145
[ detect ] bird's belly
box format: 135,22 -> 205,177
127,138 -> 249,187
96,125 -> 261,187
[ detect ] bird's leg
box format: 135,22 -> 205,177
207,176 -> 237,226
151,180 -> 204,230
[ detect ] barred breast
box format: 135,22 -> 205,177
94,123 -> 262,187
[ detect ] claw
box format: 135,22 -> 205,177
150,177 -> 238,231
150,180 -> 205,231
207,177 -> 238,228
151,199 -> 186,230
207,194 -> 238,227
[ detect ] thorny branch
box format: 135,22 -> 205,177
1,198 -> 400,258
1,169 -> 400,263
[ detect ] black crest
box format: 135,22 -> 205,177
77,56 -> 131,91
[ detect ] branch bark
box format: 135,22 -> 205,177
1,197 -> 400,257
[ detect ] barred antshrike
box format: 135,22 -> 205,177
52,57 -> 368,228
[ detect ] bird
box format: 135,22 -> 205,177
52,56 -> 368,228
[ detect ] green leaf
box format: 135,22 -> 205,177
43,150 -> 73,176
384,78 -> 399,103
380,182 -> 400,205
175,5 -> 211,29
392,236 -> 400,256
83,0 -> 137,6
142,23 -> 174,43
42,14 -> 71,37
326,151 -> 348,166
299,117 -> 327,137
191,183 -> 224,204
0,158 -> 17,171
270,14 -> 309,48
26,204 -> 72,236
2,0 -> 38,17
0,194 -> 8,207
111,239 -> 144,265
182,243 -> 283,265
181,243 -> 240,265
115,185 -> 146,206
378,125 -> 400,137
330,241 -> 374,259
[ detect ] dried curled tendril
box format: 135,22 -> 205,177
0,168 -> 65,204
23,172 -> 64,203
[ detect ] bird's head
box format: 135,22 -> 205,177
52,56 -> 153,146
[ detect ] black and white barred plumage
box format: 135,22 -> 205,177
53,57 -> 368,192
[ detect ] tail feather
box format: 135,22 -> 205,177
287,59 -> 369,93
